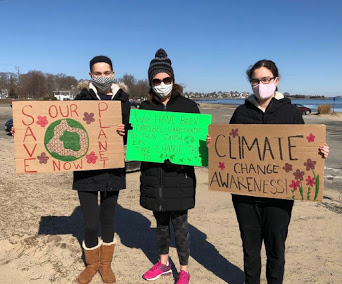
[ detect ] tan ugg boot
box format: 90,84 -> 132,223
99,239 -> 116,284
77,239 -> 102,284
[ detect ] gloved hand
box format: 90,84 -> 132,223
164,159 -> 173,169
124,123 -> 133,132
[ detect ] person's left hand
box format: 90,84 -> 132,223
319,143 -> 329,158
116,124 -> 125,136
206,134 -> 212,147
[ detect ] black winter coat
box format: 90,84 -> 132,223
230,95 -> 304,125
72,84 -> 130,191
230,94 -> 304,203
139,91 -> 200,211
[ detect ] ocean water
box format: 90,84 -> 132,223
196,97 -> 342,113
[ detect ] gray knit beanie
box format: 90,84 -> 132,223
148,48 -> 174,85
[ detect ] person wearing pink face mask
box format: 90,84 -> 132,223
207,59 -> 329,284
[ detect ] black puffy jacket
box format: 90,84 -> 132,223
139,91 -> 200,211
72,82 -> 130,191
230,93 -> 304,203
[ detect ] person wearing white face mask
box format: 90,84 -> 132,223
208,59 -> 329,284
139,48 -> 200,284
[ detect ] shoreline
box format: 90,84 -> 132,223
197,102 -> 342,119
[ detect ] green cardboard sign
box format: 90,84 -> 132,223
126,109 -> 212,166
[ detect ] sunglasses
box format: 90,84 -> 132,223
152,77 -> 172,86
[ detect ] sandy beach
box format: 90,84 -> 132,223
0,103 -> 341,284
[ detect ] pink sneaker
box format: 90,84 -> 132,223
142,261 -> 172,281
176,270 -> 190,284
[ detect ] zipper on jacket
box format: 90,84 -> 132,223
159,99 -> 170,210
159,167 -> 163,211
105,175 -> 109,197
158,103 -> 165,210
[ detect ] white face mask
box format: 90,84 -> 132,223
152,82 -> 173,99
252,81 -> 276,100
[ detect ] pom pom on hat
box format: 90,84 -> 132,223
148,48 -> 174,85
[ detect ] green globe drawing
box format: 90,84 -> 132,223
44,119 -> 89,162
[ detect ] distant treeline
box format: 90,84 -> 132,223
0,71 -> 78,100
185,91 -> 327,99
285,92 -> 326,99
0,70 -> 328,100
0,71 -> 150,100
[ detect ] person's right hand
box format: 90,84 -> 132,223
206,134 -> 211,147
11,127 -> 15,137
116,124 -> 125,136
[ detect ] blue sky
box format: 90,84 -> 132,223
0,0 -> 341,96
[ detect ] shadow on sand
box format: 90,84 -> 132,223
115,204 -> 244,283
38,204 -> 244,283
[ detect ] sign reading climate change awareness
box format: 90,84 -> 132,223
209,124 -> 326,201
13,101 -> 124,173
126,109 -> 212,166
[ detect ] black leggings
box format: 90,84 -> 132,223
78,191 -> 119,248
233,198 -> 293,284
153,210 -> 190,266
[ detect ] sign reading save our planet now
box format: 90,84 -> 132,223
126,109 -> 212,166
208,124 -> 326,201
12,101 -> 125,173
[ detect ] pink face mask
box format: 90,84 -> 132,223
252,81 -> 276,100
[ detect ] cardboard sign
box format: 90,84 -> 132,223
126,109 -> 212,166
208,124 -> 326,201
13,101 -> 124,173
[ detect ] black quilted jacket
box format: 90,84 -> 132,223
139,91 -> 200,211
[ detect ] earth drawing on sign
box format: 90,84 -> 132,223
44,119 -> 89,162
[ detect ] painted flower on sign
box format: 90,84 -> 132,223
293,169 -> 304,181
282,163 -> 292,173
86,151 -> 98,164
37,152 -> 49,164
83,112 -> 95,124
306,133 -> 315,143
304,159 -> 316,171
289,180 -> 300,191
37,115 -> 48,127
218,162 -> 225,170
306,176 -> 316,187
229,128 -> 239,138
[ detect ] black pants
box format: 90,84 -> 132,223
78,191 -> 119,248
233,197 -> 293,284
153,210 -> 190,266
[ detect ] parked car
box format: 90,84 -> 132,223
5,118 -> 13,132
294,104 -> 311,115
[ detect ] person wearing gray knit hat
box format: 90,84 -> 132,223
148,48 -> 175,85
140,48 -> 200,284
